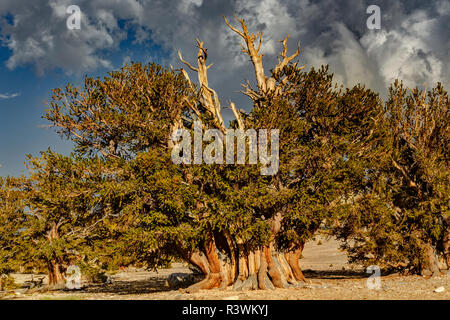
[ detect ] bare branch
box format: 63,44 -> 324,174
178,50 -> 198,72
229,102 -> 244,130
178,40 -> 226,133
180,68 -> 192,85
241,81 -> 261,101
223,15 -> 267,93
224,15 -> 302,100
223,15 -> 245,38
274,36 -> 300,75
391,158 -> 420,191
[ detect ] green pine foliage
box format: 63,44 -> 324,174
335,81 -> 450,273
0,177 -> 26,283
0,54 -> 448,285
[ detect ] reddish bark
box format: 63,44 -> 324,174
181,213 -> 309,291
185,230 -> 224,292
443,217 -> 450,269
420,242 -> 441,276
46,222 -> 65,286
265,246 -> 284,288
444,232 -> 450,269
285,242 -> 307,282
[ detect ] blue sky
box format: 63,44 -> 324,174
0,0 -> 449,177
0,44 -> 73,176
0,16 -> 167,176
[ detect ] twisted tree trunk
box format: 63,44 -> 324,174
285,242 -> 307,282
183,214 -> 307,292
176,17 -> 307,291
47,261 -> 65,286
420,242 -> 441,276
443,235 -> 450,270
442,216 -> 450,269
46,222 -> 65,286
184,237 -> 307,292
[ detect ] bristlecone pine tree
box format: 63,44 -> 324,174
1,16 -> 448,291
18,151 -> 111,286
334,81 -> 449,276
42,16 -> 387,291
0,177 -> 26,290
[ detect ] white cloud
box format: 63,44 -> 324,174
122,55 -> 131,66
360,9 -> 447,90
235,0 -> 297,56
0,92 -> 20,99
304,23 -> 385,93
178,0 -> 204,14
0,0 -> 449,103
0,0 -> 141,75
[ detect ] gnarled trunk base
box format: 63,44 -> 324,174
183,235 -> 307,292
46,223 -> 66,287
47,261 -> 65,287
420,243 -> 441,277
443,220 -> 450,270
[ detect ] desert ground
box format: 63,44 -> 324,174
2,236 -> 449,300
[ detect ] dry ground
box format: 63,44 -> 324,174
2,236 -> 449,300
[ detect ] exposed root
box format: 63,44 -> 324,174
182,231 -> 308,292
285,243 -> 307,282
184,273 -> 221,293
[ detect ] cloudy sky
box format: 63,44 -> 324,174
0,0 -> 449,176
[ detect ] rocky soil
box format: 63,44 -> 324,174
3,236 -> 449,300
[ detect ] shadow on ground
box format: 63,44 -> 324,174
80,276 -> 172,295
303,269 -> 368,280
80,269 -> 367,295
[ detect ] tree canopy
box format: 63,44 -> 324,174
0,17 -> 448,291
